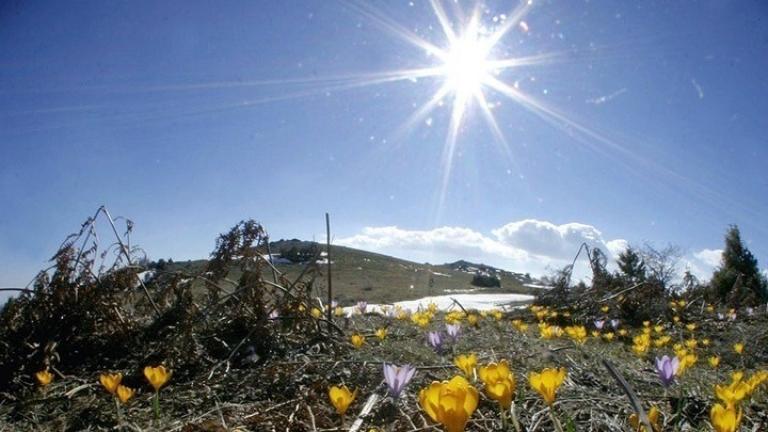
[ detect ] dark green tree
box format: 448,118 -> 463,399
711,225 -> 768,305
616,246 -> 646,284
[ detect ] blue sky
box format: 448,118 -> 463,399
1,1 -> 767,294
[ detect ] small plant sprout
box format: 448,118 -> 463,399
143,365 -> 171,422
383,363 -> 416,399
328,384 -> 356,426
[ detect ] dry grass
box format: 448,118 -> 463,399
3,306 -> 766,431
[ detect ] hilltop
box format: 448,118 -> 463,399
153,239 -> 543,305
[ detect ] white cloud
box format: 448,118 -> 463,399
680,249 -> 723,281
693,249 -> 722,268
491,219 -> 625,260
337,219 -> 629,279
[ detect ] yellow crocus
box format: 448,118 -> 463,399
733,343 -> 744,355
715,382 -> 749,407
710,403 -> 742,432
601,305 -> 610,313
565,326 -> 587,344
116,385 -> 135,404
709,356 -> 720,368
99,372 -> 123,394
685,323 -> 696,332
143,365 -> 171,391
311,307 -> 323,319
350,334 -> 365,348
35,369 -> 54,387
334,306 -> 345,317
529,367 -> 567,406
328,384 -> 356,415
454,354 -> 477,378
419,375 -> 479,432
375,328 -> 388,341
477,360 -> 516,409
629,405 -> 661,432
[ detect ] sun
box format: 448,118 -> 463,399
441,23 -> 493,100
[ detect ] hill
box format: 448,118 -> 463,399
154,240 -> 543,305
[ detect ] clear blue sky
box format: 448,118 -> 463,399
1,1 -> 767,291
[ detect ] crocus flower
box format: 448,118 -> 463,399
454,353 -> 477,378
99,372 -> 123,394
419,375 -> 479,432
269,309 -> 280,320
116,385 -> 135,404
709,356 -> 720,368
529,368 -> 567,406
610,319 -> 620,329
710,403 -> 742,432
383,363 -> 416,398
144,365 -> 171,391
350,333 -> 365,348
629,405 -> 661,432
311,307 -> 323,319
655,356 -> 679,387
427,331 -> 442,351
357,301 -> 368,314
328,384 -> 356,415
446,323 -> 461,342
478,360 -> 516,409
331,300 -> 339,309
35,370 -> 53,387
375,328 -> 388,341
715,381 -> 749,407
733,343 -> 744,355
594,320 -> 605,330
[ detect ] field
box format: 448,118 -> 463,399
1,221 -> 766,431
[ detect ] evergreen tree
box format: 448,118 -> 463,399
711,225 -> 768,305
616,246 -> 646,284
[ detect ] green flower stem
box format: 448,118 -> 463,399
114,396 -> 123,425
153,391 -> 161,423
510,401 -> 522,432
550,406 -> 565,432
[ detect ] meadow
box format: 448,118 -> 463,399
0,215 -> 766,431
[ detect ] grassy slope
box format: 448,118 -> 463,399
163,241 -> 539,305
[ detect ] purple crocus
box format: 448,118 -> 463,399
269,309 -> 280,320
331,300 -> 339,309
446,323 -> 461,342
383,363 -> 416,398
427,331 -> 443,351
357,301 -> 368,314
655,355 -> 680,387
610,319 -> 620,329
594,320 -> 605,330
